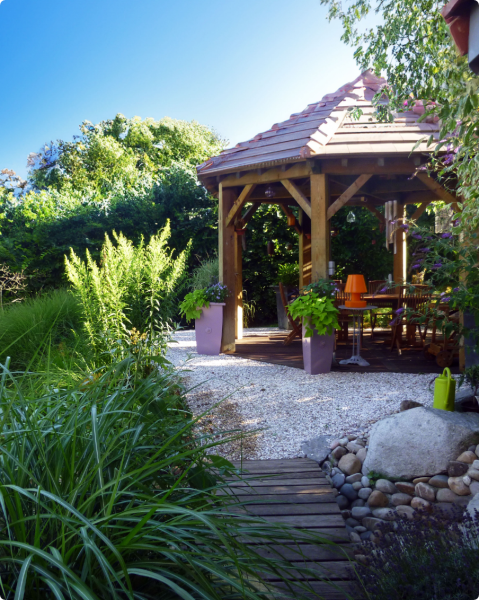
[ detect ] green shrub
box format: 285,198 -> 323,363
0,289 -> 83,370
65,223 -> 190,356
0,358 -> 348,599
277,263 -> 299,287
190,256 -> 219,290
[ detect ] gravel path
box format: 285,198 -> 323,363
167,328 -> 436,460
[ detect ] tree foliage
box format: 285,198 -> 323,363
321,0 -> 479,226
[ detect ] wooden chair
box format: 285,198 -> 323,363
367,280 -> 393,339
390,286 -> 432,354
279,282 -> 302,346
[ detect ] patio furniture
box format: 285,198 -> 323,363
423,302 -> 460,367
338,305 -> 377,366
363,284 -> 401,339
390,286 -> 432,354
278,282 -> 302,346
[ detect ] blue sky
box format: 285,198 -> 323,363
0,0 -> 364,179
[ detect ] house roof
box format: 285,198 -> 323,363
197,71 -> 440,180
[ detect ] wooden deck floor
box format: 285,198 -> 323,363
231,458 -> 353,599
234,331 -> 460,374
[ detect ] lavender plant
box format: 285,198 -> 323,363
353,509 -> 479,600
179,282 -> 229,321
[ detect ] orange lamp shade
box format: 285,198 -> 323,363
345,274 -> 367,308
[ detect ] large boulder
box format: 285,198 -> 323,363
363,407 -> 479,480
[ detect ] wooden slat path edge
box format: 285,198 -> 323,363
229,458 -> 355,600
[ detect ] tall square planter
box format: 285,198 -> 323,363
302,322 -> 335,375
195,303 -> 225,355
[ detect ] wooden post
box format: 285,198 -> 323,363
393,204 -> 407,283
219,184 -> 237,353
298,209 -> 311,288
235,232 -> 243,340
310,174 -> 329,282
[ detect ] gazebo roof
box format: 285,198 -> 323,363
197,71 -> 440,180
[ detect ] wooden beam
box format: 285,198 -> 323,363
411,201 -> 432,221
221,163 -> 310,188
393,204 -> 407,284
311,174 -> 329,282
279,205 -> 303,235
327,174 -> 372,220
298,209 -> 311,288
235,232 -> 243,340
364,205 -> 385,224
242,203 -> 260,226
219,184 -> 237,353
225,184 -> 256,227
281,179 -> 312,218
402,190 -> 438,204
416,173 -> 458,204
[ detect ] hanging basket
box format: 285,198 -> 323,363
287,215 -> 296,227
235,228 -> 246,235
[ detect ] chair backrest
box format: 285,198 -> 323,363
334,289 -> 349,308
279,282 -> 299,327
368,280 -> 387,294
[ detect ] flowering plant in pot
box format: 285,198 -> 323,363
180,283 -> 229,355
288,281 -> 340,374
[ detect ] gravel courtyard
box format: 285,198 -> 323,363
167,328 -> 436,460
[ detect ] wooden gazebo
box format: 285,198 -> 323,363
196,71 -> 459,353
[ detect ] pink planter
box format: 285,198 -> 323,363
195,303 -> 225,355
302,323 -> 335,374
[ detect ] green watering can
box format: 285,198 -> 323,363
433,367 -> 456,411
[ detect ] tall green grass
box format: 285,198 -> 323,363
0,289 -> 84,370
0,358 -> 349,599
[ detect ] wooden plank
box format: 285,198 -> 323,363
327,174 -> 372,220
232,459 -> 318,470
241,202 -> 260,225
225,184 -> 256,227
228,470 -> 325,480
219,185 -> 237,353
281,179 -> 312,218
416,172 -> 458,204
311,174 -> 329,282
231,465 -> 321,475
240,528 -> 350,543
393,204 -> 406,283
221,163 -> 310,188
259,543 -> 351,562
226,484 -> 330,495
274,580 -> 353,600
232,502 -> 340,516
411,200 -> 432,221
261,560 -> 352,581
258,514 -> 345,528
235,231 -> 243,340
228,477 -> 329,487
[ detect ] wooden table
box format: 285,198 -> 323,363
362,294 -> 401,310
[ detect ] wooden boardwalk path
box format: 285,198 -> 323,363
230,458 -> 354,599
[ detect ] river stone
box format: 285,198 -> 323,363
413,477 -> 431,484
415,482 -> 436,502
332,473 -> 346,489
395,481 -> 416,496
448,476 -> 471,496
467,493 -> 479,518
396,505 -> 416,519
448,461 -> 469,477
346,517 -> 360,528
464,475 -> 472,486
372,508 -> 397,521
301,435 -> 331,464
367,490 -> 389,508
345,473 -> 363,484
473,460 -> 479,470
339,437 -> 349,446
363,407 -> 479,479
356,448 -> 367,463
391,493 -> 412,506
322,461 -> 332,473
470,481 -> 479,496
400,400 -> 424,411
340,483 -> 358,502
338,453 -> 362,476
429,474 -> 449,488
362,516 -> 385,531
355,526 -> 367,533
358,487 -> 372,500
437,488 -> 461,503
352,481 -> 363,491
360,530 -> 372,541
336,495 -> 350,510
361,476 -> 370,487
376,479 -> 398,494
330,439 -> 340,450
411,497 -> 432,511
351,499 -> 365,508
347,442 -> 364,454
332,446 -> 348,460
349,531 -> 361,543
457,451 -> 477,464
468,468 -> 479,481
352,506 -> 372,519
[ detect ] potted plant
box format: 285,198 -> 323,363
273,264 -> 299,330
288,280 -> 340,374
180,282 -> 229,355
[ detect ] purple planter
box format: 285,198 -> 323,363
195,303 -> 225,355
302,322 -> 335,374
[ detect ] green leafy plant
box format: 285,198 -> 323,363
288,291 -> 340,337
277,263 -> 299,287
180,282 -> 229,321
459,365 -> 479,397
65,223 -> 190,358
302,278 -> 339,298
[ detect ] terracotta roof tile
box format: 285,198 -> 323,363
197,70 -> 440,178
